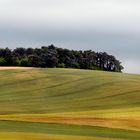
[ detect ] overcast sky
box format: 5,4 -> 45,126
0,0 -> 140,73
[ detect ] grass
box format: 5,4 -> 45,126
0,120 -> 140,140
0,67 -> 140,139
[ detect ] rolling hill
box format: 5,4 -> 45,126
0,67 -> 140,140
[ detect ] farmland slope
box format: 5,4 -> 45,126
0,67 -> 140,140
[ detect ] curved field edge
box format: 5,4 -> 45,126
0,120 -> 140,140
0,112 -> 140,131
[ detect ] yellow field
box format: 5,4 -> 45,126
0,132 -> 126,140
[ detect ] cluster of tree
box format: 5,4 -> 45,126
0,45 -> 124,72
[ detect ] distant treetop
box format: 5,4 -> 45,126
0,45 -> 124,72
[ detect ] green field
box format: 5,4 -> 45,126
0,67 -> 140,140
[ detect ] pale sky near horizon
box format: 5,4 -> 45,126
0,0 -> 140,74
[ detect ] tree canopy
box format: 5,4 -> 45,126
0,45 -> 124,72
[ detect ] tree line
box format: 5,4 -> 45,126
0,45 -> 124,72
